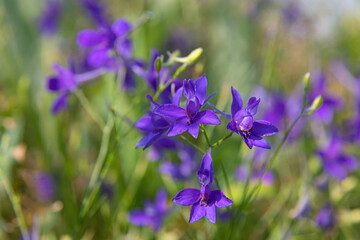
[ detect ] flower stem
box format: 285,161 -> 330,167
0,169 -> 29,240
211,132 -> 233,148
179,135 -> 206,154
200,125 -> 211,147
74,90 -> 105,129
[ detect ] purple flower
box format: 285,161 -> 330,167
154,75 -> 221,138
129,190 -> 169,231
38,0 -> 62,35
46,64 -> 104,114
316,203 -> 335,230
77,18 -> 144,89
34,172 -> 55,202
80,0 -> 109,27
290,192 -> 311,219
160,145 -> 197,181
172,151 -> 233,224
318,135 -> 358,181
227,87 -> 278,149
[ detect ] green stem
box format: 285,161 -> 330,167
200,125 -> 211,147
74,90 -> 105,129
211,132 -> 233,148
0,169 -> 29,240
179,135 -> 206,154
75,115 -> 113,238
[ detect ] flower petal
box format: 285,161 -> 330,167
246,97 -> 260,116
88,49 -> 109,67
172,87 -> 183,106
77,29 -> 103,48
211,190 -> 233,208
205,205 -> 216,224
251,120 -> 279,136
197,151 -> 214,186
135,131 -> 164,149
128,210 -> 152,226
173,188 -> 201,206
189,203 -> 206,223
250,136 -> 271,149
154,104 -> 186,118
51,93 -> 68,115
188,123 -> 200,138
111,18 -> 132,37
155,190 -> 168,213
199,110 -> 221,125
231,87 -> 243,116
195,74 -> 207,105
227,121 -> 238,134
168,119 -> 188,137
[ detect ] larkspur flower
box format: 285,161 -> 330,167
129,190 -> 169,231
77,18 -> 145,89
172,151 -> 233,224
154,75 -> 221,138
160,145 -> 197,181
38,0 -> 62,35
34,172 -> 55,202
317,134 -> 358,181
316,203 -> 335,230
46,64 -> 104,114
227,87 -> 278,149
80,0 -> 109,27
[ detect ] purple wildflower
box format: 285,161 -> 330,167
46,64 -> 104,114
227,87 -> 278,149
316,203 -> 335,230
290,192 -> 311,219
38,0 -> 62,35
80,0 -> 109,27
317,135 -> 358,181
34,172 -> 55,202
172,151 -> 233,224
77,18 -> 144,89
160,145 -> 197,181
154,75 -> 221,138
129,190 -> 169,231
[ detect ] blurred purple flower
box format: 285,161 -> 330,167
172,151 -> 233,224
316,203 -> 335,230
318,135 -> 358,181
144,49 -> 182,104
80,0 -> 109,27
308,72 -> 342,124
38,0 -> 62,35
160,145 -> 197,181
235,166 -> 274,186
34,172 -> 55,202
46,64 -> 104,114
77,18 -> 144,90
227,87 -> 278,149
154,75 -> 221,138
129,190 -> 169,231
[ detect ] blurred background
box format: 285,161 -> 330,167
1,0 -> 360,239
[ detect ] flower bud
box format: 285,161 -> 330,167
303,95 -> 323,116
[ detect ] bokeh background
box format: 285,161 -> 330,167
1,0 -> 360,239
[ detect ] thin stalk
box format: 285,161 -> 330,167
179,135 -> 205,154
200,125 -> 211,147
0,169 -> 29,240
74,90 -> 105,129
211,132 -> 233,148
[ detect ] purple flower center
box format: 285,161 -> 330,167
236,115 -> 253,132
200,195 -> 209,207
